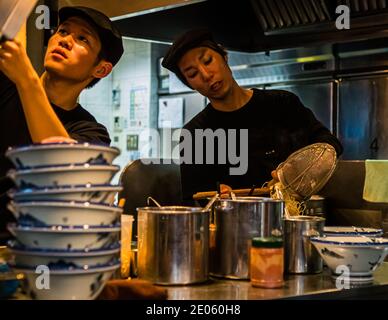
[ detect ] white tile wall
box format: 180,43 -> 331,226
79,38 -> 153,183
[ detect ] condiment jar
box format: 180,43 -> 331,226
250,237 -> 284,288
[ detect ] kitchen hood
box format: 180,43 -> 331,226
113,0 -> 388,52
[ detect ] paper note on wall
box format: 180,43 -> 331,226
158,97 -> 184,128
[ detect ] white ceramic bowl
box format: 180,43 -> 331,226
9,164 -> 120,189
8,241 -> 120,269
8,184 -> 122,205
311,236 -> 388,280
6,143 -> 120,169
324,226 -> 384,238
9,201 -> 123,227
7,224 -> 120,251
14,263 -> 119,300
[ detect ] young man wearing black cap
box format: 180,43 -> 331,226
162,29 -> 343,201
0,6 -> 124,243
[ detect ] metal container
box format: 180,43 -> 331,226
137,206 -> 209,285
210,197 -> 284,279
284,216 -> 325,274
304,195 -> 326,218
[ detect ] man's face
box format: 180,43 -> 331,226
178,47 -> 233,100
44,16 -> 103,83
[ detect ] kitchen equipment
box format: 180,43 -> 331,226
137,206 -> 209,285
6,142 -> 120,169
210,197 -> 284,279
284,216 -> 325,274
193,186 -> 270,200
304,195 -> 326,218
311,236 -> 388,282
276,143 -> 337,200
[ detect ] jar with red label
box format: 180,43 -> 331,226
250,237 -> 284,288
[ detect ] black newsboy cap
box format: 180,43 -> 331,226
162,28 -> 226,87
59,6 -> 124,66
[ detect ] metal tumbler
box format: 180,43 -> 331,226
284,216 -> 325,274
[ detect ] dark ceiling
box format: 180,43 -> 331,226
114,0 -> 388,52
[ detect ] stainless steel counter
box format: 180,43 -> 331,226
161,263 -> 388,300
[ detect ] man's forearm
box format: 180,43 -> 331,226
16,74 -> 69,142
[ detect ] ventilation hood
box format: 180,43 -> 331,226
113,0 -> 388,52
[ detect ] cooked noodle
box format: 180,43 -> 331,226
270,182 -> 305,217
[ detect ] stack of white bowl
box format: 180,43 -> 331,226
5,142 -> 123,299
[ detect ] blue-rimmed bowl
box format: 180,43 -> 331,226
6,143 -> 120,169
8,241 -> 120,269
9,200 -> 122,227
324,226 -> 384,238
7,224 -> 120,251
310,236 -> 388,280
8,164 -> 120,189
13,262 -> 119,300
8,184 -> 122,205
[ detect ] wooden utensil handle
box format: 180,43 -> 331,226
193,187 -> 270,200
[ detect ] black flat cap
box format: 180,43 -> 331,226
59,6 -> 124,66
162,28 -> 226,87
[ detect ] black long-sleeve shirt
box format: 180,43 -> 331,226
180,88 -> 343,201
0,71 -> 111,242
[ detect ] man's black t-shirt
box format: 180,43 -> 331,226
0,71 -> 111,242
180,88 -> 343,200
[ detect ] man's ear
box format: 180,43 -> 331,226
93,61 -> 113,79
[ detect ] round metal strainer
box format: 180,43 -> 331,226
276,143 -> 337,200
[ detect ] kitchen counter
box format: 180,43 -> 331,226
161,263 -> 388,300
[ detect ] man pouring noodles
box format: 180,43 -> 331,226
161,28 -> 343,203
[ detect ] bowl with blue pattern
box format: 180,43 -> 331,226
324,226 -> 384,238
8,200 -> 122,228
8,241 -> 120,269
13,262 -> 119,300
9,184 -> 122,205
6,143 -> 120,169
310,236 -> 388,282
7,224 -> 120,251
8,164 -> 120,190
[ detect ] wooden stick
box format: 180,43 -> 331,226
193,187 -> 270,200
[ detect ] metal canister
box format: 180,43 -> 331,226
284,216 -> 325,274
137,206 -> 209,285
304,195 -> 326,218
210,197 -> 284,279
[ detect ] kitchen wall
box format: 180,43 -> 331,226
79,38 -> 155,182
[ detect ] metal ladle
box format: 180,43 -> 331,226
147,196 -> 162,208
147,193 -> 219,212
204,193 -> 219,211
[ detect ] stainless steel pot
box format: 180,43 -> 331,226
210,197 -> 284,279
137,206 -> 209,285
284,216 -> 325,274
304,195 -> 326,218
